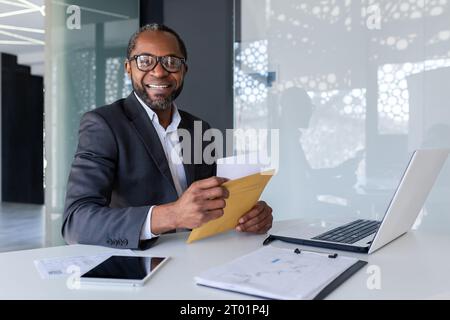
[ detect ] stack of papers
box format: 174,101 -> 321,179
216,153 -> 268,180
195,245 -> 365,300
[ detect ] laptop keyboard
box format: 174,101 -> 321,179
312,219 -> 381,244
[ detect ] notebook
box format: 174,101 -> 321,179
195,245 -> 367,300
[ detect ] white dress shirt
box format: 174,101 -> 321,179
134,92 -> 188,239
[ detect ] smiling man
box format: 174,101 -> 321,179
62,24 -> 273,250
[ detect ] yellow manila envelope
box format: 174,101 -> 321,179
187,169 -> 275,243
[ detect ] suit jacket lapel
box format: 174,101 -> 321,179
123,93 -> 177,193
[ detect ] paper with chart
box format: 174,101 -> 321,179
195,245 -> 360,300
34,250 -> 135,279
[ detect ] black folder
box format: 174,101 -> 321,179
314,259 -> 367,300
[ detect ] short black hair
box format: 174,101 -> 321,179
126,23 -> 187,60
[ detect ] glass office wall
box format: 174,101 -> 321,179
234,0 -> 450,229
44,0 -> 139,245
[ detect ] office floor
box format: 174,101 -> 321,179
0,202 -> 45,252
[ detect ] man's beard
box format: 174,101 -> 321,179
133,79 -> 183,111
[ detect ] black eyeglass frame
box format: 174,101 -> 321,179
129,54 -> 186,73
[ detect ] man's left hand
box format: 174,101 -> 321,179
236,201 -> 273,234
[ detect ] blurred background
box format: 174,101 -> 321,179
235,0 -> 450,232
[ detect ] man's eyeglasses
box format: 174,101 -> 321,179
130,54 -> 186,73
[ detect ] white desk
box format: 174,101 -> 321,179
1,219 -> 450,300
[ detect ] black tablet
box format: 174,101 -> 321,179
80,255 -> 169,287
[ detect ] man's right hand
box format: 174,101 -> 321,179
150,176 -> 229,234
172,176 -> 229,229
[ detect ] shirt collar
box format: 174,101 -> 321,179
134,91 -> 181,133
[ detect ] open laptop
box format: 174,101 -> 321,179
264,148 -> 449,254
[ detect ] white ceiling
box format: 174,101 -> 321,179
0,0 -> 45,75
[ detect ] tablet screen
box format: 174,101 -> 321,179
81,255 -> 167,280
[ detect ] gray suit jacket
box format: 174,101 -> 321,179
62,93 -> 216,250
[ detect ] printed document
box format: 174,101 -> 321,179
195,245 -> 361,299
